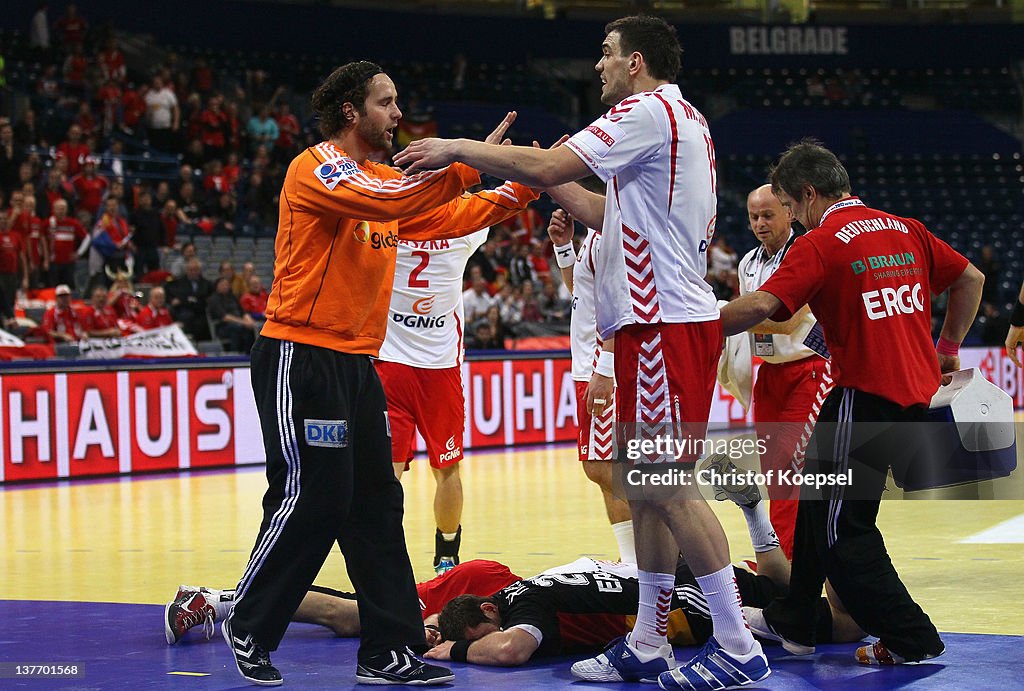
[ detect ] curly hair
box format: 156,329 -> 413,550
310,61 -> 384,140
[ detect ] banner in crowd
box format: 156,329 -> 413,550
78,325 -> 198,359
1,347 -> 1019,483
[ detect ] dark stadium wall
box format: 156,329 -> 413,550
3,1 -> 1023,67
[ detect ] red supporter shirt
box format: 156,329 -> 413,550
42,306 -> 85,341
415,559 -> 521,618
240,290 -> 268,315
81,304 -> 120,334
136,305 -> 174,330
13,215 -> 48,268
72,174 -> 109,215
49,216 -> 88,264
57,142 -> 91,176
760,197 -> 968,408
0,231 -> 24,274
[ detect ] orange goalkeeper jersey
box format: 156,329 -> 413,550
261,141 -> 537,355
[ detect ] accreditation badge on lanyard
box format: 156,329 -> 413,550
753,333 -> 774,358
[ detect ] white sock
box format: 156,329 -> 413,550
611,520 -> 636,564
204,588 -> 234,621
695,565 -> 755,655
441,531 -> 458,541
631,570 -> 675,652
741,502 -> 780,553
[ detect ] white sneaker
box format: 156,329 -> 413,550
571,634 -> 675,683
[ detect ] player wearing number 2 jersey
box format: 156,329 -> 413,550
376,180 -> 538,574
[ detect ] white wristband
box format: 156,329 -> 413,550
594,350 -> 615,379
554,242 -> 576,269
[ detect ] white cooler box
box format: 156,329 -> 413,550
893,368 -> 1017,491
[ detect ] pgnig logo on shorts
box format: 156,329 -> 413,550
304,419 -> 349,448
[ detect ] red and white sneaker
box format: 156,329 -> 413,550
164,591 -> 216,645
856,641 -> 944,665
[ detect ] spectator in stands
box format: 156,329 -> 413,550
240,274 -> 268,320
497,282 -> 522,325
160,198 -> 185,250
80,285 -> 120,337
6,190 -> 25,224
274,102 -> 300,162
169,241 -> 197,278
56,124 -> 90,177
232,260 -> 254,297
48,198 -> 86,288
466,321 -> 501,350
75,101 -> 97,140
100,139 -> 126,180
106,269 -> 142,324
0,213 -> 27,321
167,257 -> 212,341
71,156 -> 108,216
91,196 -> 132,275
978,244 -> 1001,306
144,75 -> 180,153
38,167 -> 73,219
210,192 -> 238,235
508,242 -> 536,287
207,276 -> 255,353
136,285 -> 174,330
29,3 -> 50,51
191,57 -> 215,95
130,191 -> 163,277
528,240 -> 551,283
97,36 -> 126,84
519,280 -> 543,323
481,304 -> 507,345
707,235 -> 739,300
199,94 -> 229,161
463,275 -> 494,322
247,104 -> 279,155
43,284 -> 85,343
218,260 -> 236,286
465,239 -> 500,285
13,109 -> 42,151
63,44 -> 88,93
539,279 -> 569,323
176,180 -> 202,225
13,195 -> 48,288
979,301 -> 1010,347
242,170 -> 276,232
54,3 -> 87,50
0,123 -> 21,197
121,81 -> 146,135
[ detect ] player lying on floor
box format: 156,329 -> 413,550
164,558 -> 522,645
165,455 -> 866,660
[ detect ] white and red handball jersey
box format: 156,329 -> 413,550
760,198 -> 968,409
377,228 -> 488,369
566,84 -> 719,340
737,230 -> 817,364
570,227 -> 603,382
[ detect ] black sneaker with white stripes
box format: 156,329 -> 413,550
222,614 -> 283,686
355,647 -> 454,685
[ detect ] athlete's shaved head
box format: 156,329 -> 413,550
311,61 -> 385,139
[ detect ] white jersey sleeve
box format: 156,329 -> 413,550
737,232 -> 817,364
569,228 -> 602,382
378,229 -> 488,368
567,85 -> 719,340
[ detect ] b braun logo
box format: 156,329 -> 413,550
412,296 -> 436,315
861,283 -> 925,320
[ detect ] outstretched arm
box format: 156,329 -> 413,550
395,138 -> 590,189
719,291 -> 785,337
423,628 -> 539,666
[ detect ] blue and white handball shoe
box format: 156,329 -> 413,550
658,637 -> 770,690
570,633 -> 675,683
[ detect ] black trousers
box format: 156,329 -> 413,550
232,336 -> 425,659
763,387 -> 944,661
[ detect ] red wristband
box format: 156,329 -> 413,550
936,337 -> 959,357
